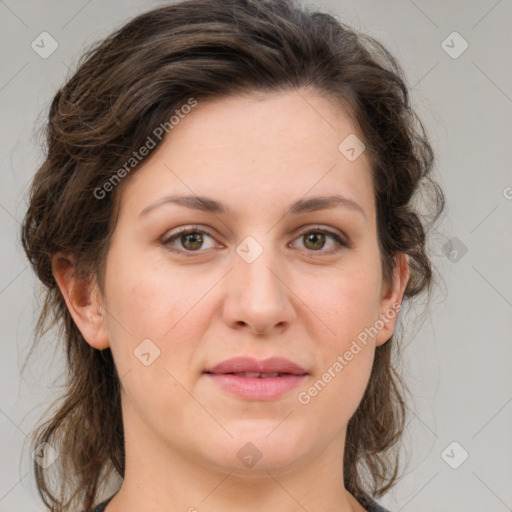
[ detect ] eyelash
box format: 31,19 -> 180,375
161,224 -> 349,257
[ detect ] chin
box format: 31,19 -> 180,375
199,424 -> 309,472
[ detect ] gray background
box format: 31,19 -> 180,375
1,0 -> 511,511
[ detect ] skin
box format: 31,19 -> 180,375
53,88 -> 409,512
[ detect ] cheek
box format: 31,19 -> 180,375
296,263 -> 381,409
103,246 -> 210,379
304,265 -> 382,345
102,254 -> 200,422
299,295 -> 376,424
104,245 -> 189,335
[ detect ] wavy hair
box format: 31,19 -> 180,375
20,0 -> 445,510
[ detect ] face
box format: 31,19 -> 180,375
58,88 -> 408,477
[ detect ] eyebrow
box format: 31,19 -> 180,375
139,194 -> 366,219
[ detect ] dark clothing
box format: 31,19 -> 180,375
366,498 -> 393,512
89,494 -> 392,512
88,494 -> 114,512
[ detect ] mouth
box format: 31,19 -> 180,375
205,371 -> 299,378
204,356 -> 308,376
203,357 -> 308,400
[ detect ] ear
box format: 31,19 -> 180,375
375,252 -> 409,347
51,252 -> 110,350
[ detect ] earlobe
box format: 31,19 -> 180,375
375,252 -> 410,347
51,252 -> 110,350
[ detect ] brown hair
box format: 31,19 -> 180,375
21,0 -> 445,510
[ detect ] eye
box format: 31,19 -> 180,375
161,225 -> 349,256
162,225 -> 218,254
290,226 -> 348,254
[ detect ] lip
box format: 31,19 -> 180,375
205,356 -> 307,375
203,356 -> 308,401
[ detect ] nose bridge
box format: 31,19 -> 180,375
223,234 -> 294,332
240,238 -> 280,296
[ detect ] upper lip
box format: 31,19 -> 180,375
204,357 -> 308,375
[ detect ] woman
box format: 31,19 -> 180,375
21,1 -> 445,511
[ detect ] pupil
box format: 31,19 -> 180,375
306,233 -> 324,250
183,233 -> 202,250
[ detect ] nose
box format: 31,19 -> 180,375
221,242 -> 296,336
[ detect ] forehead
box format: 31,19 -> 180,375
117,89 -> 375,223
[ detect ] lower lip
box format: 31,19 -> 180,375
204,373 -> 307,400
